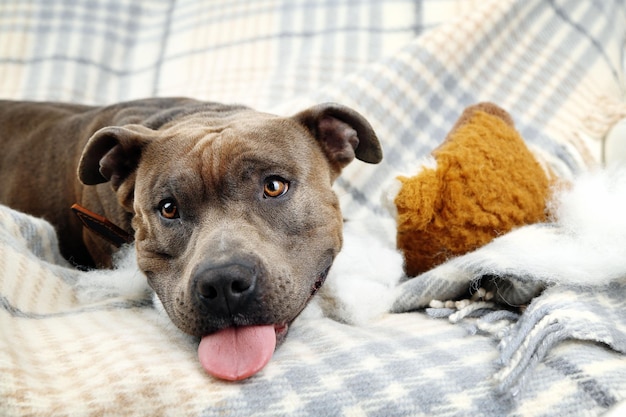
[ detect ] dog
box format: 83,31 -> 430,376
0,97 -> 382,380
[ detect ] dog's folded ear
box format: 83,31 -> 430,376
293,103 -> 382,174
78,125 -> 153,188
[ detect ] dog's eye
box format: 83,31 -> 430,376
158,198 -> 180,219
263,177 -> 289,198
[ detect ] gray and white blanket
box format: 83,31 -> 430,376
1,0 -> 626,416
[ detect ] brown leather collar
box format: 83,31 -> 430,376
71,204 -> 134,247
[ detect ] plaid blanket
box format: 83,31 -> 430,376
1,0 -> 626,416
393,168 -> 626,394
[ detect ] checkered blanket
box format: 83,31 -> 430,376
1,0 -> 626,416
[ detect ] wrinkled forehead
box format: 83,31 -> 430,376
164,112 -> 317,156
138,112 -> 327,189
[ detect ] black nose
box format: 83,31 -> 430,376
193,262 -> 257,315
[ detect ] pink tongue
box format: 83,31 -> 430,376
198,325 -> 277,381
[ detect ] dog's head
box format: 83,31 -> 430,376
78,102 -> 382,380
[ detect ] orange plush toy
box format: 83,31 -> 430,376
394,103 -> 553,277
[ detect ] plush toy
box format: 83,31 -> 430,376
393,102 -> 553,277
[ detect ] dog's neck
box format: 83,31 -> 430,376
71,204 -> 133,247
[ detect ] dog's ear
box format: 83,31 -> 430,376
293,103 -> 382,174
78,125 -> 153,188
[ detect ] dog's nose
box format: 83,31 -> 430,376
193,262 -> 257,315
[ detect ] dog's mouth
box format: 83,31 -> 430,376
197,266 -> 330,381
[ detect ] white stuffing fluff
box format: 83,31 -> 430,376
304,216 -> 405,325
550,167 -> 626,255
74,245 -> 151,303
453,166 -> 626,286
542,166 -> 626,284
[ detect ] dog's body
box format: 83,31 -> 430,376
0,97 -> 381,380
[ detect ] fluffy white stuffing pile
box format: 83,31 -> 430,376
461,166 -> 626,287
545,166 -> 626,284
306,217 -> 405,324
74,245 -> 149,303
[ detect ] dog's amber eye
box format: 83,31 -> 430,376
263,177 -> 289,198
158,199 -> 180,219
